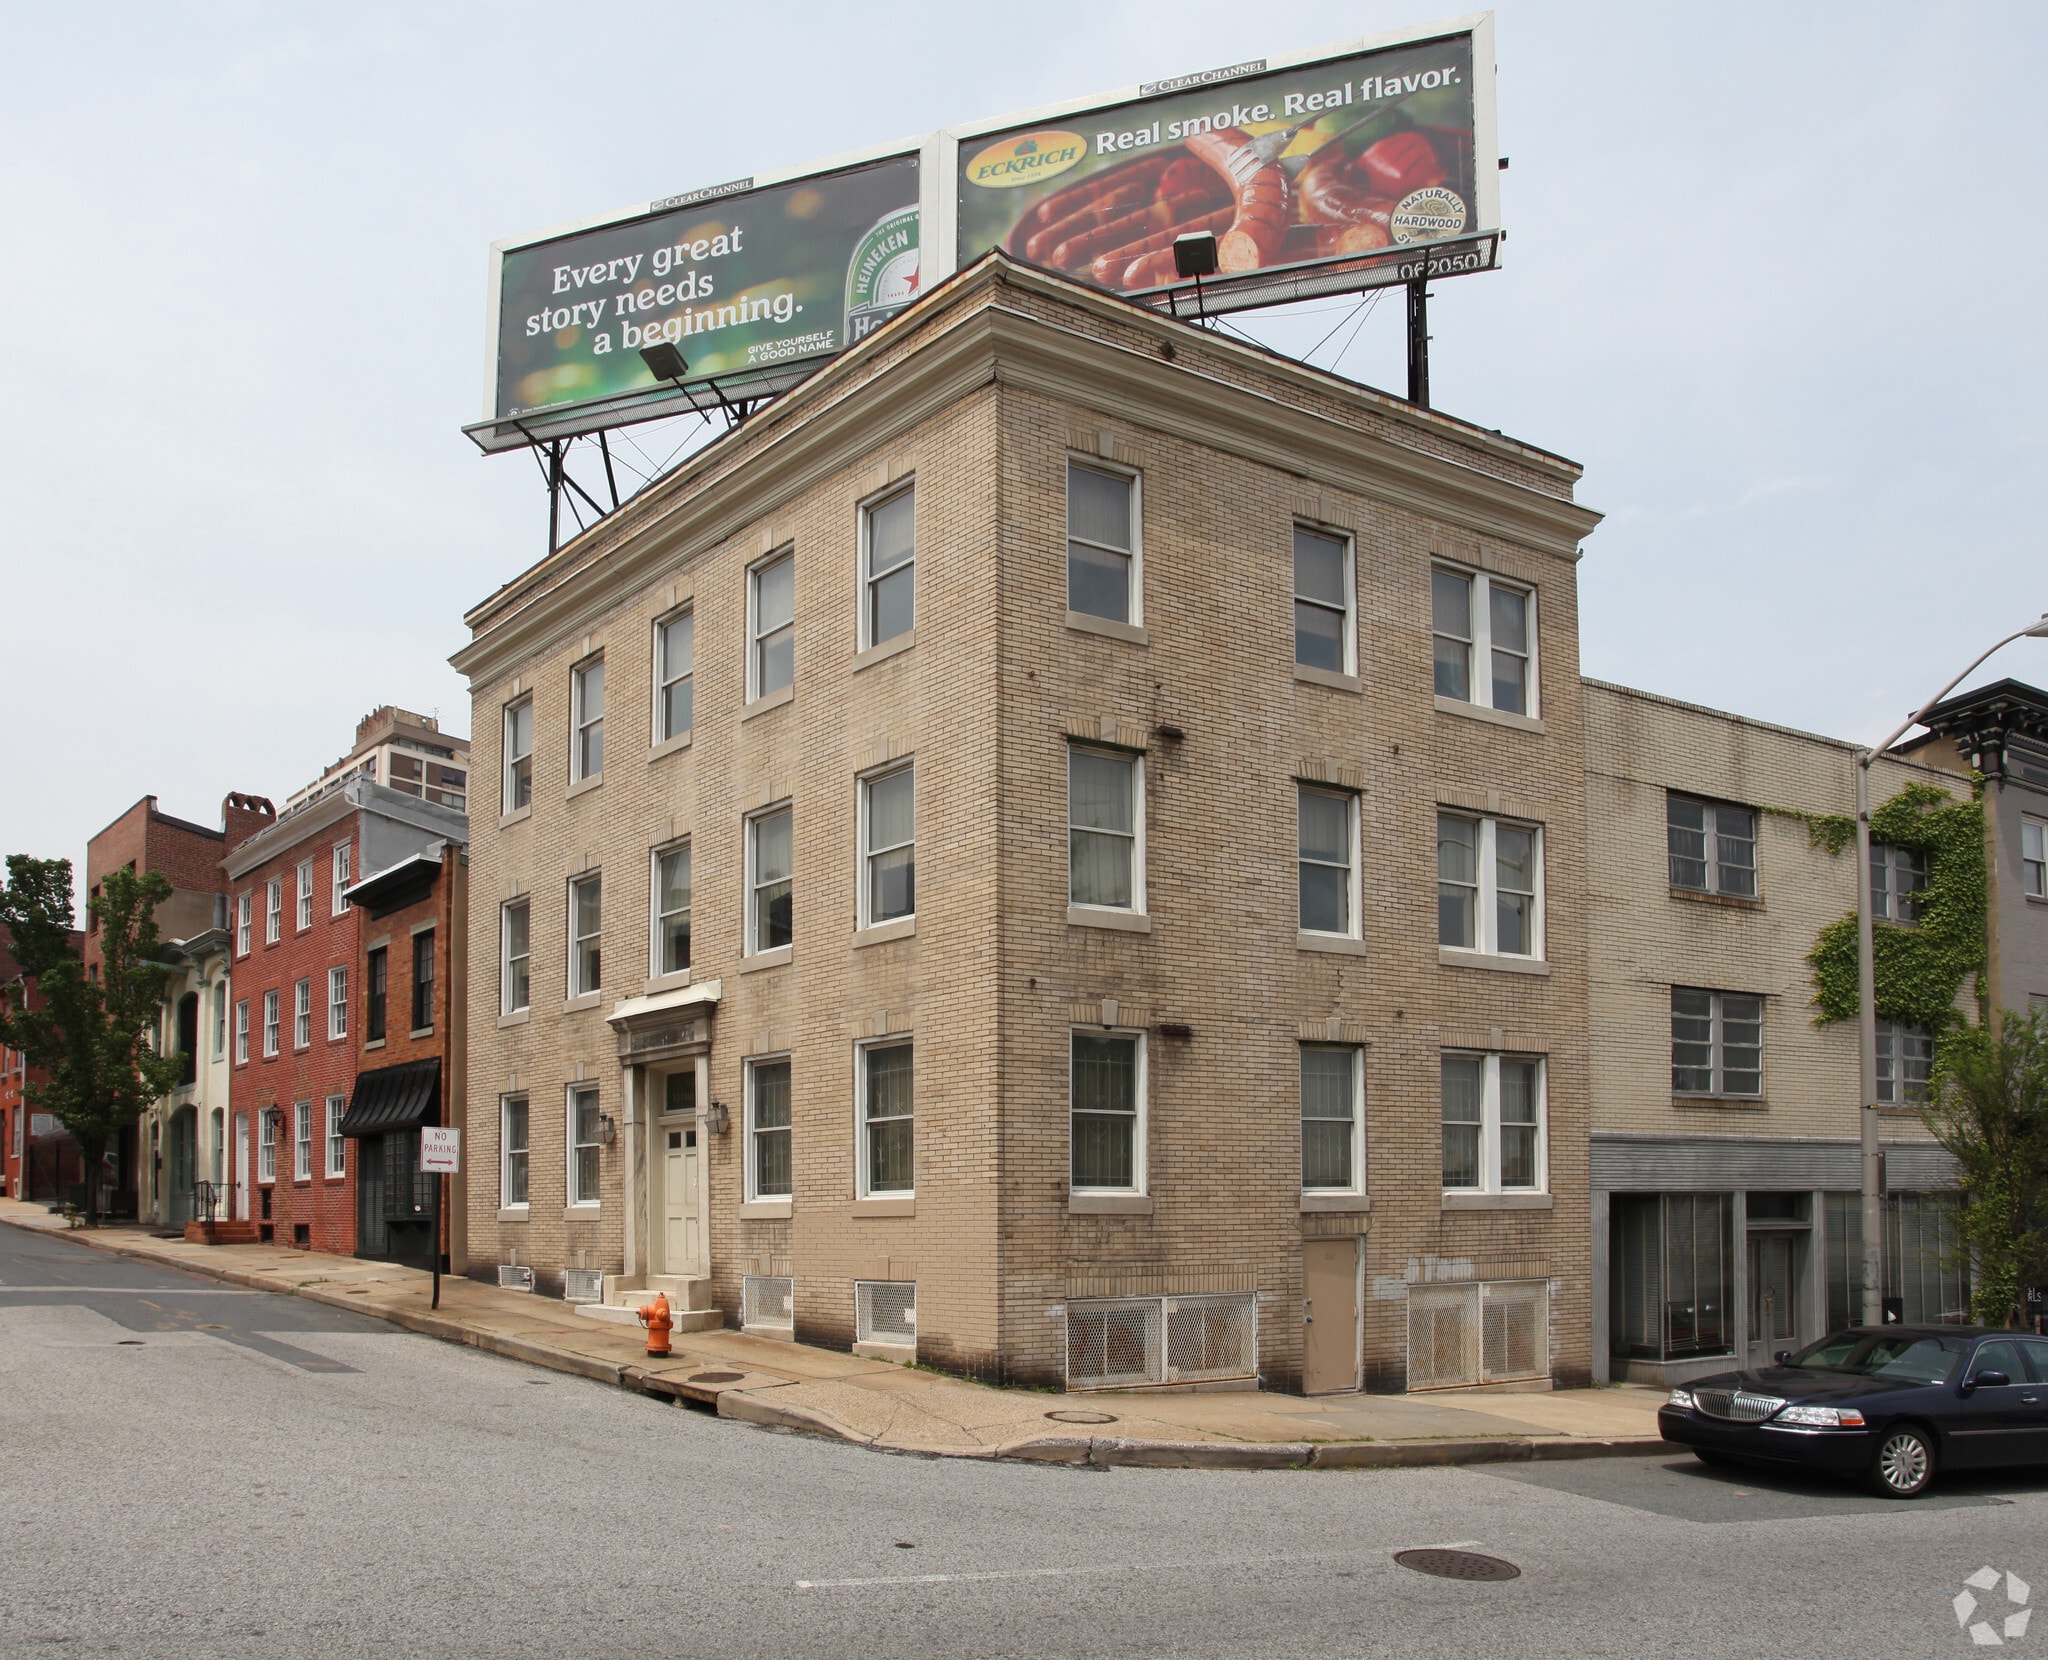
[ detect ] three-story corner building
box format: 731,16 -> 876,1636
453,254 -> 1603,1394
1584,682 -> 1972,1388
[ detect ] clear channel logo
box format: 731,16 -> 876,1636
1955,1566 -> 2031,1646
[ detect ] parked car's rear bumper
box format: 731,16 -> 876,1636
1658,1407 -> 1874,1475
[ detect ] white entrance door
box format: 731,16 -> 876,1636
662,1124 -> 700,1276
233,1113 -> 249,1220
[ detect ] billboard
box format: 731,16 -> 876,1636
466,151 -> 920,452
949,19 -> 1497,316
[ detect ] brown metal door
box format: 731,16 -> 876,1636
1302,1239 -> 1361,1393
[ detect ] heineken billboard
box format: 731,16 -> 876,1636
467,151 -> 920,451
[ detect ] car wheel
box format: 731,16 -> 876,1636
1693,1449 -> 1731,1468
1865,1426 -> 1935,1499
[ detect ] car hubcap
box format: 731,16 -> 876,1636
1881,1435 -> 1927,1491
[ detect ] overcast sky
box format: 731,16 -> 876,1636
4,1 -> 2044,880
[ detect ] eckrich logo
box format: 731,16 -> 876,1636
845,207 -> 920,344
1954,1566 -> 2032,1646
965,131 -> 1087,189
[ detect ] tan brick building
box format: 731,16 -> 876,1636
1584,681 -> 1970,1386
453,255 -> 1602,1393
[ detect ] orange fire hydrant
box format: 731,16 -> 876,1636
637,1291 -> 674,1357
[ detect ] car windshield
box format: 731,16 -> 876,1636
1789,1333 -> 1962,1384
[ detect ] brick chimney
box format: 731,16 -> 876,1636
220,793 -> 277,851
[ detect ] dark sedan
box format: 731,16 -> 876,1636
1657,1326 -> 2048,1498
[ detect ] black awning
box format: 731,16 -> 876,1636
337,1057 -> 441,1137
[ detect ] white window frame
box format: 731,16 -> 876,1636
1670,987 -> 1766,1099
293,1100 -> 311,1181
859,481 -> 916,650
213,985 -> 227,1059
502,696 -> 534,812
1067,746 -> 1145,915
261,990 -> 279,1058
327,966 -> 348,1040
745,804 -> 794,957
502,898 -> 532,1013
258,1110 -> 277,1184
1068,1027 -> 1147,1196
501,1095 -> 530,1208
649,841 -> 691,979
293,978 -> 312,1050
746,1054 -> 794,1201
2020,816 -> 2045,899
234,999 -> 249,1064
570,654 -> 605,782
1296,782 -> 1360,939
653,607 -> 694,744
1299,1042 -> 1364,1195
858,762 -> 916,929
748,547 -> 796,701
1292,523 -> 1355,675
567,873 -> 602,998
331,841 -> 351,915
236,893 -> 251,956
324,1094 -> 346,1179
1439,1051 -> 1547,1195
566,1085 -> 602,1209
265,879 -> 282,944
1065,458 -> 1142,626
1431,563 -> 1538,716
1875,1019 -> 1934,1105
1437,812 -> 1545,958
856,1037 -> 914,1199
295,860 -> 313,931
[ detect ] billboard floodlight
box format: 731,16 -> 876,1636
1172,233 -> 1219,280
640,343 -> 689,382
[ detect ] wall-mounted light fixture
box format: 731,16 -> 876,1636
598,1113 -> 617,1146
705,1099 -> 731,1135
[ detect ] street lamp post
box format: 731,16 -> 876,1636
1854,614 -> 2048,1327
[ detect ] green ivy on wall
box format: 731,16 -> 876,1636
1804,782 -> 1987,1040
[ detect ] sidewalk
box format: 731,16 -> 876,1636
0,1199 -> 1669,1470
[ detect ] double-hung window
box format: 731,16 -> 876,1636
860,1041 -> 913,1196
1431,566 -> 1535,715
331,842 -> 351,914
411,931 -> 435,1033
1871,843 -> 1928,923
1438,812 -> 1542,957
501,1096 -> 529,1207
324,1094 -> 346,1178
503,698 -> 534,811
1071,1030 -> 1143,1192
1293,526 -> 1353,674
233,1000 -> 249,1064
747,808 -> 793,954
265,879 -> 282,944
571,656 -> 605,781
862,765 -> 915,926
2025,818 -> 2046,898
1671,988 -> 1764,1097
750,550 -> 795,699
366,947 -> 387,1042
863,485 -> 915,647
1068,748 -> 1141,912
295,861 -> 313,930
748,1057 -> 792,1199
654,610 -> 694,742
652,843 -> 691,976
261,990 -> 280,1058
1667,794 -> 1757,897
567,1086 -> 601,1207
1441,1052 -> 1546,1192
328,967 -> 347,1039
1297,784 -> 1357,937
1300,1044 -> 1362,1193
1875,1020 -> 1934,1104
293,978 -> 312,1049
213,986 -> 226,1059
258,1111 -> 277,1183
293,1101 -> 311,1181
501,900 -> 531,1013
568,874 -> 602,997
1067,462 -> 1138,624
236,893 -> 251,955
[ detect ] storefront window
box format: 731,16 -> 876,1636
1825,1191 -> 1969,1330
1610,1193 -> 1734,1362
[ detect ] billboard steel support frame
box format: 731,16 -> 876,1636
1406,279 -> 1430,409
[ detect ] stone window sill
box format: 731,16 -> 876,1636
362,1039 -> 386,1052
739,1198 -> 792,1219
743,684 -> 795,721
742,945 -> 793,973
1299,932 -> 1368,957
1674,1095 -> 1768,1110
563,1204 -> 600,1219
499,805 -> 533,830
1435,695 -> 1546,735
854,917 -> 916,947
742,1323 -> 795,1342
1300,1193 -> 1370,1213
409,1027 -> 434,1041
1069,1192 -> 1153,1215
853,1341 -> 916,1363
566,772 -> 604,801
854,631 -> 915,672
1294,664 -> 1361,693
1438,947 -> 1550,975
852,1196 -> 915,1218
1670,886 -> 1762,910
649,730 -> 692,762
1065,611 -> 1149,647
1441,1192 -> 1554,1210
497,1008 -> 530,1029
1068,905 -> 1151,933
496,1207 -> 530,1223
563,992 -> 603,1013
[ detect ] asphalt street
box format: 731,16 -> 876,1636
2,1223 -> 2043,1659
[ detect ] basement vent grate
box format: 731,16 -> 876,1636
497,1264 -> 536,1293
561,1269 -> 604,1304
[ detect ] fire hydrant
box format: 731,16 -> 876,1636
637,1291 -> 673,1357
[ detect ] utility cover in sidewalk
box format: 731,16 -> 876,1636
1046,1409 -> 1118,1424
689,1371 -> 745,1384
1394,1549 -> 1519,1582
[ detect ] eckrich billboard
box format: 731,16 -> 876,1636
951,18 -> 1497,313
469,151 -> 919,451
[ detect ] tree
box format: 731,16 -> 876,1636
1923,1005 -> 2048,1327
0,856 -> 180,1224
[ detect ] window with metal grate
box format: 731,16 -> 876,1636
1065,1293 -> 1257,1389
856,1280 -> 916,1348
1407,1280 -> 1549,1388
744,1274 -> 793,1329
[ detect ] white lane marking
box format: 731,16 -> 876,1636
0,1286 -> 259,1293
796,1547 -> 1478,1591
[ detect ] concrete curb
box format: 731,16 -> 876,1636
9,1221 -> 1676,1472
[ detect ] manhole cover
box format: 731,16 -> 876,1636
689,1370 -> 746,1384
117,1340 -> 144,1346
1394,1549 -> 1519,1582
1045,1409 -> 1119,1425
